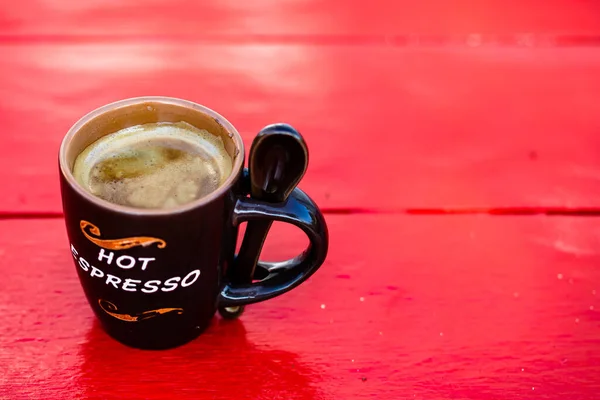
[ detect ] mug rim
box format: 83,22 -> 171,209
59,96 -> 245,216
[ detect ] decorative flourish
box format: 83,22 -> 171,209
80,220 -> 166,250
98,299 -> 183,322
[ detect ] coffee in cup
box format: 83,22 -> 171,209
72,121 -> 233,210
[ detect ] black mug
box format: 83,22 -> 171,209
58,97 -> 328,349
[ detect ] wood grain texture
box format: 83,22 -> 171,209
2,0 -> 600,37
1,44 -> 600,212
1,216 -> 599,399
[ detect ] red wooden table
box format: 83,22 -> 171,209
2,1 -> 600,399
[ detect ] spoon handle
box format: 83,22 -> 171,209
230,220 -> 273,284
230,124 -> 308,285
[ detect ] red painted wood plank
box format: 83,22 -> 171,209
1,216 -> 600,399
1,44 -> 600,212
1,1 -> 600,37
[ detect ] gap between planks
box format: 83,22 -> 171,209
3,207 -> 600,220
1,34 -> 600,47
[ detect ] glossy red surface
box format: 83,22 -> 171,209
3,44 -> 600,211
2,217 -> 600,399
2,0 -> 600,36
2,1 -> 600,399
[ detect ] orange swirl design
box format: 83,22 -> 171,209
98,299 -> 183,322
80,220 -> 166,250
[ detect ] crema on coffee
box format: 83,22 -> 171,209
73,121 -> 233,209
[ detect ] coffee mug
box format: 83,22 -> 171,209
58,97 -> 329,349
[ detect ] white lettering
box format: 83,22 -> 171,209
78,257 -> 90,272
98,248 -> 114,264
138,257 -> 155,271
161,277 -> 181,292
90,266 -> 105,278
74,250 -> 200,294
105,274 -> 121,289
181,270 -> 201,287
141,280 -> 161,294
116,255 -> 136,270
122,279 -> 141,292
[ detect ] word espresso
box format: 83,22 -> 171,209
71,245 -> 201,294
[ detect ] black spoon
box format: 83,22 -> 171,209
218,123 -> 308,319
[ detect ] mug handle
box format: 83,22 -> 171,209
217,187 -> 329,309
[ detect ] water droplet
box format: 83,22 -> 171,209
351,359 -> 355,362
514,292 -> 520,298
532,387 -> 535,390
359,297 -> 365,302
593,290 -> 597,295
590,305 -> 594,311
329,319 -> 334,324
521,368 -> 525,371
557,273 -> 564,280
575,318 -> 580,323
320,304 -> 326,309
439,332 -> 444,336
379,331 -> 383,335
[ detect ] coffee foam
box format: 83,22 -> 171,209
73,121 -> 233,209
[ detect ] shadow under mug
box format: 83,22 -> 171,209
58,97 -> 329,349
